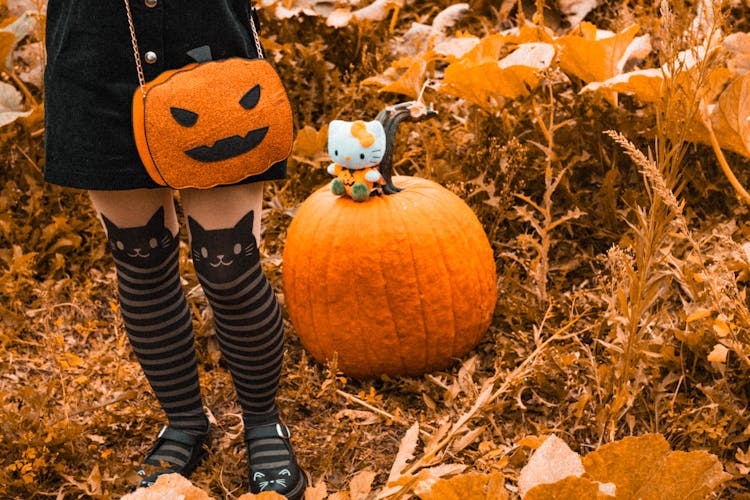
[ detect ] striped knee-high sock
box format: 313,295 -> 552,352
188,212 -> 293,477
103,208 -> 208,469
196,258 -> 285,415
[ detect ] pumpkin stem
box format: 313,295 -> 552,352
376,101 -> 438,194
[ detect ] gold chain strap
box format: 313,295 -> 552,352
123,0 -> 146,96
123,0 -> 265,97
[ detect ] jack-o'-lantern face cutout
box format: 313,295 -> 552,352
133,58 -> 294,189
170,84 -> 270,163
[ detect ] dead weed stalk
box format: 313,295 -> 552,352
514,86 -> 584,308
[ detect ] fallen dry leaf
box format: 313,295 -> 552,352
304,479 -> 329,500
582,434 -> 731,500
415,471 -> 508,500
557,22 -> 647,105
237,492 -> 288,500
361,52 -> 430,99
523,475 -> 602,500
292,124 -> 329,159
387,422 -> 420,485
326,0 -> 402,28
349,469 -> 377,500
708,71 -> 750,157
707,343 -> 729,363
517,434 -> 585,497
558,0 -> 599,27
121,473 -> 212,500
260,0 -> 341,19
440,42 -> 554,109
0,81 -> 33,128
724,32 -> 750,75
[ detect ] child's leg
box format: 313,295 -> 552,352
89,189 -> 209,482
181,183 -> 306,498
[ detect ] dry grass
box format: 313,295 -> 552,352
3,0 -> 750,498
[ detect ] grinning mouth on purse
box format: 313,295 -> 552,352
184,126 -> 269,162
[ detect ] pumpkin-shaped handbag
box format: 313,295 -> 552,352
125,1 -> 294,189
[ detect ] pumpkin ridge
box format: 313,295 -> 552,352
370,207 -> 407,374
379,194 -> 418,374
432,188 -> 492,357
297,196 -> 329,360
286,190 -> 327,360
426,199 -> 463,365
412,191 -> 459,369
324,199 -> 365,369
344,199 -> 377,373
392,188 -> 431,373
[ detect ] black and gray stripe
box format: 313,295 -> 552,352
188,210 -> 296,487
195,259 -> 284,416
112,235 -> 208,468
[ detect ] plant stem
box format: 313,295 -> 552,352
699,102 -> 750,205
6,69 -> 37,108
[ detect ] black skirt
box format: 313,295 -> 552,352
43,0 -> 286,190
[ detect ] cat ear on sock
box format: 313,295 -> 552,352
187,214 -> 205,237
187,209 -> 254,234
145,206 -> 166,232
100,206 -> 165,237
101,213 -> 118,238
235,209 -> 254,231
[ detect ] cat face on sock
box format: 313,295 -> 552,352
102,207 -> 176,266
188,210 -> 259,277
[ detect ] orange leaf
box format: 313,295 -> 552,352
292,124 -> 329,159
557,23 -> 644,105
349,470 -> 377,500
724,32 -> 750,75
709,71 -> 750,157
685,307 -> 712,323
581,68 -> 665,103
440,43 -> 554,109
557,23 -> 641,83
122,473 -> 212,500
582,45 -> 731,120
361,53 -> 430,98
0,31 -> 15,71
304,479 -> 329,500
707,343 -> 729,363
237,491 -> 288,500
524,475 -> 601,500
415,472 -> 507,500
582,434 -> 730,500
456,33 -> 514,66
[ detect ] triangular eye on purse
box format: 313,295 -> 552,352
125,0 -> 294,189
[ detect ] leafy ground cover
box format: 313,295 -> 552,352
3,0 -> 750,498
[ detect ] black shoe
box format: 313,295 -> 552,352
134,425 -> 211,489
245,422 -> 308,499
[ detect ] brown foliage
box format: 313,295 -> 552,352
2,0 -> 750,498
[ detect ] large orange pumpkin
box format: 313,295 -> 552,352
282,175 -> 497,377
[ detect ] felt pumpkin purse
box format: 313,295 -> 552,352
124,0 -> 294,189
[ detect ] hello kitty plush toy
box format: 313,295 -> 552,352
327,119 -> 386,202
